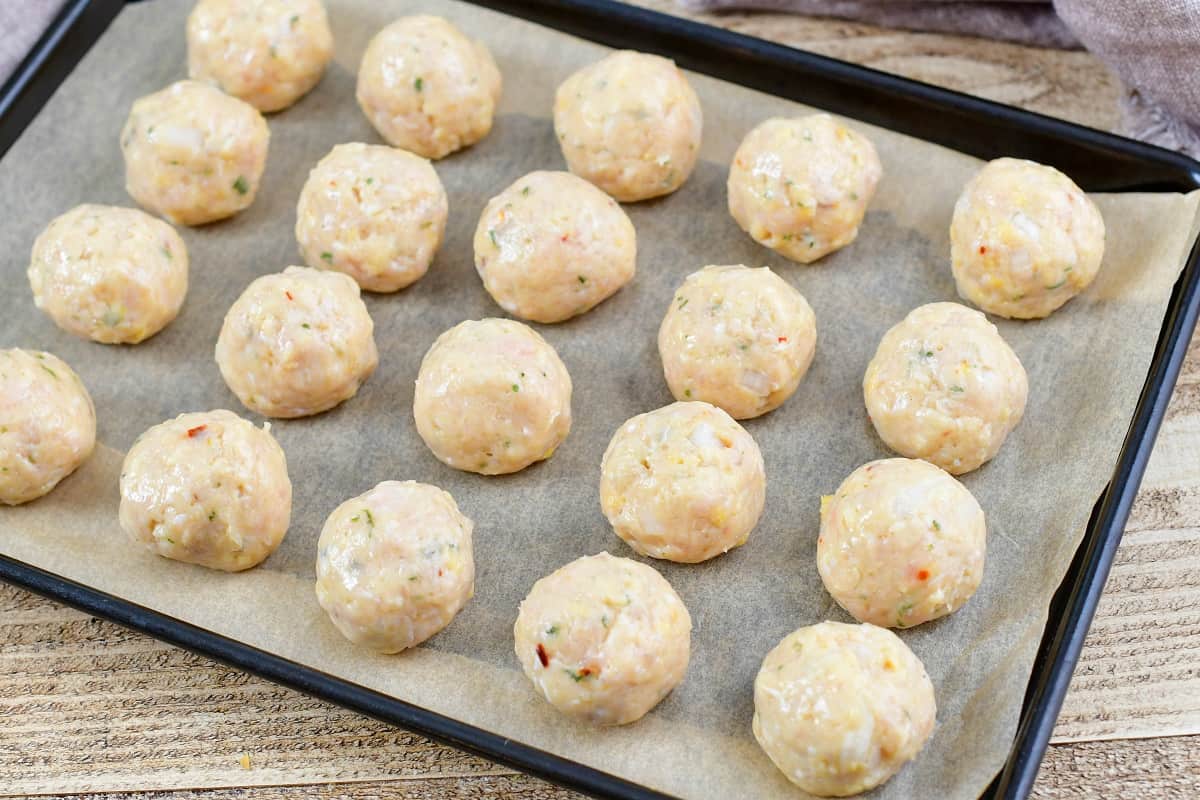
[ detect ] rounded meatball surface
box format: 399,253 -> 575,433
315,480 -> 474,653
296,143 -> 448,292
864,302 -> 1027,475
474,171 -> 636,323
413,318 -> 571,475
600,402 -> 765,563
868,303 -> 1027,472
356,15 -> 501,160
554,50 -> 702,202
0,350 -> 95,505
28,204 -> 188,344
216,266 -> 378,418
121,80 -> 269,226
187,0 -> 334,113
514,552 -> 691,725
754,621 -> 936,796
728,114 -> 882,264
658,265 -> 816,419
119,410 -> 292,571
951,157 -> 1105,319
818,458 -> 986,629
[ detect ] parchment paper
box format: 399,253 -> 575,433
2,1 -> 1198,797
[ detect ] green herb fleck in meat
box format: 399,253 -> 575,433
232,176 -> 249,195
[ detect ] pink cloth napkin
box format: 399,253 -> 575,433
683,0 -> 1200,156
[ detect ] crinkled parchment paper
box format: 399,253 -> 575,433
1,1 -> 1198,797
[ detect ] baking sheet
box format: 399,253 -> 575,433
2,0 -> 1199,797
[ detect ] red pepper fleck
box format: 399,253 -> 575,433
778,336 -> 788,343
917,569 -> 930,581
978,246 -> 987,255
578,667 -> 592,678
536,643 -> 548,667
560,233 -> 570,242
186,425 -> 207,438
285,291 -> 294,301
437,568 -> 444,577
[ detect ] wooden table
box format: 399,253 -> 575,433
5,3 -> 1200,798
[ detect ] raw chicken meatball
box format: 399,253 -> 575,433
296,143 -> 448,292
658,265 -> 816,419
216,266 -> 378,418
864,302 -> 1027,475
474,171 -> 636,323
728,114 -> 882,264
0,350 -> 95,505
119,410 -> 292,571
413,318 -> 571,475
514,552 -> 691,725
315,480 -> 474,653
28,204 -> 188,344
187,0 -> 334,113
356,15 -> 502,160
818,458 -> 986,629
951,157 -> 1106,319
121,80 -> 269,226
600,401 -> 765,563
554,51 -> 702,202
754,621 -> 936,796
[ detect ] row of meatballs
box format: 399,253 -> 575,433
0,289 -> 1013,799
0,338 -> 969,798
68,0 -> 1101,338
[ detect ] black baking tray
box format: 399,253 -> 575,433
2,1 -> 1199,798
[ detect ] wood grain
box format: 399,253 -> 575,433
11,736 -> 1200,799
630,0 -> 1124,132
1052,332 -> 1200,744
5,3 -> 1196,799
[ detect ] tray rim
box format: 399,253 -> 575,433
2,1 -> 1199,799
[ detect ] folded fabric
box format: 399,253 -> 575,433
682,0 -> 1200,156
1056,0 -> 1200,157
681,0 -> 1078,47
0,0 -> 67,88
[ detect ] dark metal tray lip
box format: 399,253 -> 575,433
2,1 -> 1199,799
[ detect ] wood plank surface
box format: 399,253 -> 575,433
5,2 -> 1198,799
13,736 -> 1200,799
